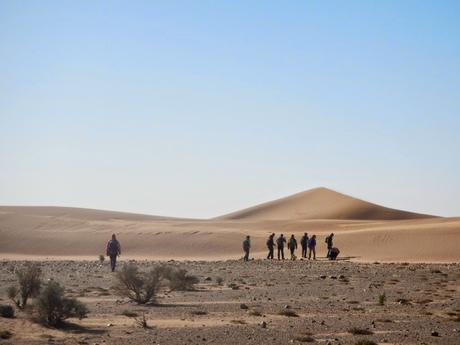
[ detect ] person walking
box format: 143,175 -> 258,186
300,232 -> 309,258
276,234 -> 286,260
266,233 -> 275,260
325,233 -> 334,259
288,234 -> 298,260
242,235 -> 251,261
106,234 -> 121,272
308,234 -> 317,260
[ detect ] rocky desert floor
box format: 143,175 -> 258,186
0,258 -> 459,345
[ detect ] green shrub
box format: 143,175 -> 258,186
36,281 -> 88,327
163,267 -> 199,291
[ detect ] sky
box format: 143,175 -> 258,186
1,0 -> 459,218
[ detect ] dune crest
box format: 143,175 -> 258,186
217,187 -> 436,221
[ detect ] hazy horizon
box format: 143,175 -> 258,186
1,1 -> 459,218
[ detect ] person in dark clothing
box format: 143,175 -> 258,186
266,233 -> 275,260
276,234 -> 286,260
288,234 -> 298,260
329,247 -> 340,260
325,233 -> 334,259
242,235 -> 251,261
300,232 -> 309,258
308,235 -> 317,260
106,234 -> 121,272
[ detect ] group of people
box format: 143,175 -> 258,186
242,233 -> 340,261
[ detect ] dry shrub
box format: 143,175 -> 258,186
8,263 -> 42,309
115,263 -> 162,304
163,267 -> 199,291
36,281 -> 88,327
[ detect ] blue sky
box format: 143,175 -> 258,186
1,1 -> 459,218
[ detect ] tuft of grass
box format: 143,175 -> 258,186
216,277 -> 224,285
378,293 -> 386,306
248,310 -> 262,316
190,310 -> 207,316
278,309 -> 299,317
98,254 -> 105,263
348,327 -> 373,335
230,319 -> 246,324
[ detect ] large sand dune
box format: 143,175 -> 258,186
217,187 -> 435,220
0,188 -> 458,262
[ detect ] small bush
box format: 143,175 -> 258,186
0,330 -> 13,339
36,281 -> 88,327
378,293 -> 386,306
348,327 -> 373,335
114,263 -> 162,304
191,310 -> 207,315
0,305 -> 14,318
355,340 -> 377,345
166,268 -> 199,291
134,312 -> 149,328
8,263 -> 42,309
98,254 -> 105,263
248,310 -> 262,316
216,276 -> 224,285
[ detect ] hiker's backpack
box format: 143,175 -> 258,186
107,240 -> 119,254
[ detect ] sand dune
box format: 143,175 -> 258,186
0,188 -> 458,262
217,187 -> 435,220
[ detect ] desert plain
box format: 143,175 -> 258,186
0,187 -> 459,344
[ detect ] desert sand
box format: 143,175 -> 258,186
0,187 -> 459,263
1,188 -> 459,344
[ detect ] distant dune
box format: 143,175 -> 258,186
1,188 -> 458,263
217,187 -> 436,221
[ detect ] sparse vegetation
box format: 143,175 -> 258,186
134,312 -> 149,328
0,305 -> 14,318
191,310 -> 207,315
248,309 -> 262,316
36,281 -> 88,327
115,263 -> 163,304
8,263 -> 42,309
348,327 -> 373,335
164,267 -> 199,291
98,254 -> 105,263
378,292 -> 386,306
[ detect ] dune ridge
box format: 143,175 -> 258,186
217,187 -> 436,221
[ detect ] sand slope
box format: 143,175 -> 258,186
0,188 -> 458,262
217,187 -> 435,220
